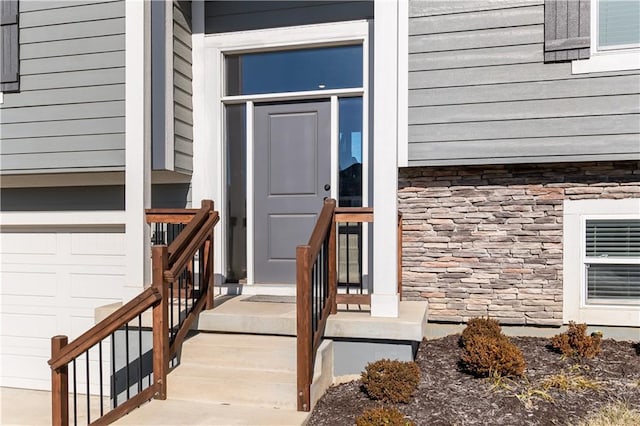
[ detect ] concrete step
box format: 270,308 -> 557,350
168,363 -> 297,409
115,399 -> 309,425
180,333 -> 296,372
198,295 -> 297,335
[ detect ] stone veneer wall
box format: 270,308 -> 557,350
398,161 -> 640,325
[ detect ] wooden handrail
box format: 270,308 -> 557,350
306,199 -> 336,258
166,200 -> 214,262
145,208 -> 199,224
49,287 -> 161,370
164,211 -> 219,282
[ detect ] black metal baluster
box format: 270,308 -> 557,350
85,349 -> 90,424
72,359 -> 77,426
138,315 -> 143,393
125,324 -> 130,400
99,341 -> 104,417
111,332 -> 117,408
170,279 -> 174,342
178,273 -> 182,336
346,223 -> 351,293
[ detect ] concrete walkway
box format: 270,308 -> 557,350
1,387 -> 51,425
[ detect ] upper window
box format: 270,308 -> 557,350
225,45 -> 363,96
597,0 -> 640,51
572,0 -> 640,73
584,219 -> 640,305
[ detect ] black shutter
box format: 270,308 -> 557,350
544,0 -> 590,62
1,0 -> 19,92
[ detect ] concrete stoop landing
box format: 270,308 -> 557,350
114,333 -> 315,426
197,295 -> 428,341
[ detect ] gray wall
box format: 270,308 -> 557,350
408,0 -> 640,166
205,1 -> 373,34
173,0 -> 193,174
0,0 -> 126,175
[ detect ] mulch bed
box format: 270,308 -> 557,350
309,335 -> 640,426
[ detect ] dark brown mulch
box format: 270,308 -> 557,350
309,335 -> 640,426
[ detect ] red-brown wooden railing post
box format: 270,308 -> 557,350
202,200 -> 216,310
397,212 -> 403,299
329,210 -> 338,315
51,335 -> 69,426
296,245 -> 312,412
152,245 -> 169,400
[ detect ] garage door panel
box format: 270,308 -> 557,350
0,271 -> 57,296
1,336 -> 50,357
1,354 -> 51,390
0,233 -> 57,254
0,254 -> 58,265
71,232 -> 124,256
70,272 -> 125,299
1,312 -> 58,338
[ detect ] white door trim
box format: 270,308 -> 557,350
196,20 -> 370,286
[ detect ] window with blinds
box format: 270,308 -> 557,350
585,219 -> 640,304
598,0 -> 640,50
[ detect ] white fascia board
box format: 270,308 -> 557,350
124,0 -> 152,296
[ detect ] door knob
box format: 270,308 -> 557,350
324,184 -> 331,191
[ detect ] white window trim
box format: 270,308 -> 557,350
572,0 -> 640,74
563,198 -> 640,327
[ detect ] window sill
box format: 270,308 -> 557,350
572,49 -> 640,74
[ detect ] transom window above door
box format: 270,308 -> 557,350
225,45 -> 363,95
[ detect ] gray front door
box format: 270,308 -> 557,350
254,101 -> 331,284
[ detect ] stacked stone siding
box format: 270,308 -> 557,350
398,161 -> 640,325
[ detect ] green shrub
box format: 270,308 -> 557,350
461,334 -> 526,378
361,359 -> 421,403
550,322 -> 602,359
460,317 -> 503,346
355,407 -> 415,426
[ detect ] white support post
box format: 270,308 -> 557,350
124,0 -> 151,299
371,0 -> 400,317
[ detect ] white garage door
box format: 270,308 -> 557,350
0,227 -> 126,390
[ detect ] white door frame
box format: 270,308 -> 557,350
198,21 -> 370,285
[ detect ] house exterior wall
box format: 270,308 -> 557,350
398,161 -> 640,325
0,0 -> 126,174
173,0 -> 193,174
407,0 -> 640,166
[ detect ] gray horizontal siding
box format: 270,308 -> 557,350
409,75 -> 640,106
0,0 -> 125,175
205,1 -> 373,34
408,0 -> 640,165
173,0 -> 193,175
